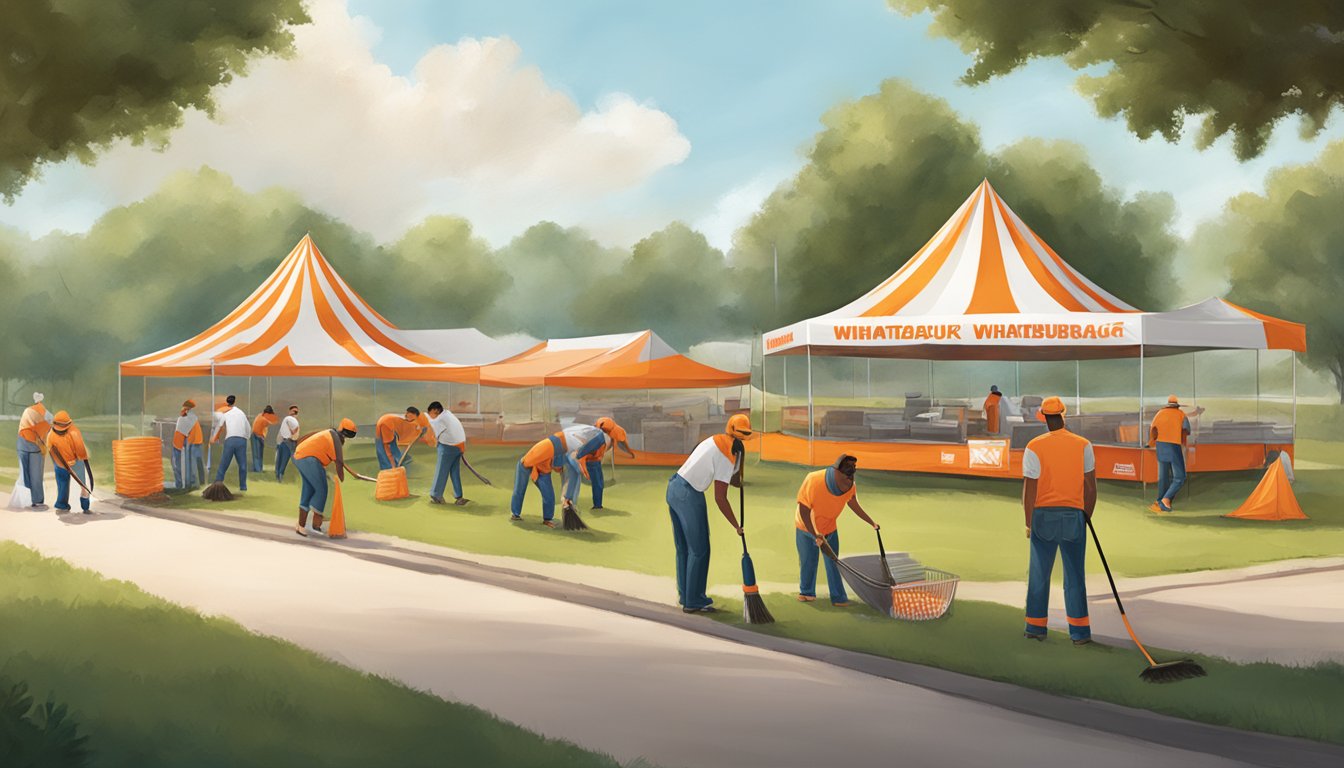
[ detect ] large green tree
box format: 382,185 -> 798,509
892,1 -> 1344,160
577,223 -> 734,349
733,80 -> 1177,328
372,217 -> 511,330
485,222 -> 623,338
1191,140 -> 1344,400
0,0 -> 308,199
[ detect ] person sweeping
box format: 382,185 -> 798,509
374,407 -> 423,470
555,418 -> 635,516
664,414 -> 748,614
208,395 -> 250,494
795,454 -> 879,607
510,434 -> 563,527
250,405 -> 279,474
1021,396 -> 1095,645
172,400 -> 204,489
579,417 -> 634,510
293,418 -> 361,537
16,392 -> 54,510
426,401 -> 468,505
46,411 -> 94,514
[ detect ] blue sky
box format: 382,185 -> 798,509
4,0 -> 1343,251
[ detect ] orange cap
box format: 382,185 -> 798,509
1167,394 -> 1180,405
52,410 -> 73,428
726,413 -> 753,439
1039,396 -> 1066,416
339,417 -> 357,434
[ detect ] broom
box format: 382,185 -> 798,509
202,442 -> 234,501
737,446 -> 773,624
561,463 -> 588,531
875,526 -> 895,586
1088,519 -> 1207,683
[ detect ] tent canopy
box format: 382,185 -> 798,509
480,330 -> 750,389
764,180 -> 1305,360
398,328 -> 537,366
120,235 -> 480,382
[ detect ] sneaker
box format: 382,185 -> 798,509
1159,499 -> 1173,512
294,526 -> 308,537
1147,502 -> 1169,515
591,506 -> 604,511
1024,632 -> 1044,641
82,509 -> 93,515
454,497 -> 470,506
796,594 -> 816,602
541,520 -> 557,529
1072,637 -> 1093,646
54,507 -> 70,514
682,605 -> 718,614
429,496 -> 446,505
509,515 -> 522,523
30,504 -> 48,511
832,601 -> 852,608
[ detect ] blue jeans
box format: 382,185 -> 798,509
1156,442 -> 1186,504
214,436 -> 248,490
666,474 -> 713,610
251,434 -> 265,473
295,456 -> 328,513
510,461 -> 555,520
275,440 -> 296,481
796,529 -> 847,603
432,444 -> 464,500
171,445 -> 201,489
376,440 -> 403,471
18,437 -> 44,505
1025,507 -> 1090,640
54,460 -> 90,512
587,460 -> 604,508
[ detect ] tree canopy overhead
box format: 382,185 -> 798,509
893,0 -> 1344,160
0,0 -> 309,199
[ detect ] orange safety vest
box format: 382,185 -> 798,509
984,392 -> 1002,433
295,429 -> 338,465
1026,429 -> 1091,509
376,413 -> 406,444
794,469 -> 856,536
46,426 -> 89,465
1150,407 -> 1187,445
396,413 -> 434,446
19,403 -> 51,445
252,413 -> 279,438
521,436 -> 562,480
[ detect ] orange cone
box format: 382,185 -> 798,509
1224,459 -> 1307,521
327,473 -> 347,538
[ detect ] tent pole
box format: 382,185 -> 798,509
1292,352 -> 1298,462
1015,360 -> 1021,398
248,376 -> 253,413
1139,344 -> 1145,497
476,382 -> 481,414
928,359 -> 934,400
142,377 -> 147,433
117,373 -> 123,440
1189,354 -> 1198,500
1075,359 -> 1081,415
372,379 -> 378,420
328,377 -> 334,426
1255,349 -> 1261,422
806,346 -> 815,465
208,362 -> 216,472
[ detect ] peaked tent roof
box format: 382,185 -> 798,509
120,235 -> 479,382
764,180 -> 1305,360
397,328 -> 538,366
480,331 -> 750,389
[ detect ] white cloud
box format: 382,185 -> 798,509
0,0 -> 690,242
692,169 -> 795,252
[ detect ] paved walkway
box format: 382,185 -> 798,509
2,504 -> 1309,768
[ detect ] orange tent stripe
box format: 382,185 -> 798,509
1025,226 -> 1129,312
211,263 -> 308,362
867,193 -> 976,296
965,188 -> 1020,314
312,253 -> 443,365
992,194 -> 1088,311
1221,300 -> 1307,352
860,193 -> 976,317
305,257 -> 379,365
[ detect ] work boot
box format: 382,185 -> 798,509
1072,638 -> 1093,646
1024,632 -> 1044,641
454,497 -> 470,506
797,594 -> 816,602
429,496 -> 446,505
541,520 -> 557,529
509,515 -> 522,523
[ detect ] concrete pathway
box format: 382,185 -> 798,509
0,506 -> 1286,768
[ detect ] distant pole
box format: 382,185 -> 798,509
773,243 -> 780,320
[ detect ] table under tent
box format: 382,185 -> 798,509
467,331 -> 752,465
759,181 -> 1306,484
116,235 -> 508,463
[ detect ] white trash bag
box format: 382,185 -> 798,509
8,460 -> 32,509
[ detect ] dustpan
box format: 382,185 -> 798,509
839,553 -> 959,621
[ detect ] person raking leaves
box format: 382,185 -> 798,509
46,410 -> 95,514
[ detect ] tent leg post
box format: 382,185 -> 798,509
1139,345 -> 1145,498
1291,352 -> 1297,465
806,347 -> 814,466
117,375 -> 123,440
329,377 -> 334,426
1075,360 -> 1081,414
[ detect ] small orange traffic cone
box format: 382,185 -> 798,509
327,473 -> 347,538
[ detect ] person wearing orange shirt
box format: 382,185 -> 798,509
374,407 -> 423,470
795,454 -> 879,606
16,392 -> 54,510
293,418 -> 359,537
172,400 -> 204,489
1148,394 -> 1193,514
1021,396 -> 1096,645
983,385 -> 1003,435
250,405 -> 279,474
46,411 -> 94,514
511,433 -> 563,526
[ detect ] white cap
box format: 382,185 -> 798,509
32,392 -> 43,403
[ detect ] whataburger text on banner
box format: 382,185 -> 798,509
827,319 -> 1135,345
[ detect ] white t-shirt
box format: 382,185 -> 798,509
213,406 -> 251,441
1022,442 -> 1096,479
560,424 -> 608,458
431,410 -> 466,446
277,415 -> 300,443
676,437 -> 738,493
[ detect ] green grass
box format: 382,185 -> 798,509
706,594 -> 1344,745
0,542 -> 631,768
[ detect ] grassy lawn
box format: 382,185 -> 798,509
0,541 -> 633,768
706,594 -> 1344,745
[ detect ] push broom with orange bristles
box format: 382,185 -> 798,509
1087,519 -> 1206,683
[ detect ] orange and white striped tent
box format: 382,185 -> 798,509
120,235 -> 479,381
480,330 -> 749,389
763,180 -> 1304,360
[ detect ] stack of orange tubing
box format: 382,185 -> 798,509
112,437 -> 165,498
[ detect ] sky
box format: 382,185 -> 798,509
3,0 -> 1343,252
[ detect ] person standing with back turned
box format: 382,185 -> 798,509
1021,396 -> 1096,646
1148,394 -> 1191,514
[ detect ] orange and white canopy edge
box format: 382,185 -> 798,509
764,180 -> 1304,359
481,330 -> 749,389
120,235 -> 480,381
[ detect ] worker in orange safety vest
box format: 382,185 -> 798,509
16,392 -> 54,510
46,410 -> 94,514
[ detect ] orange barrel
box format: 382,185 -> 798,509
113,437 -> 165,498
